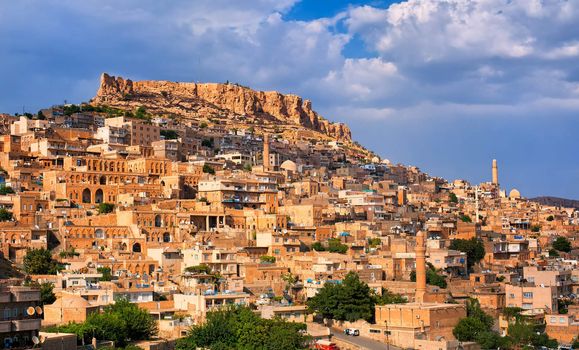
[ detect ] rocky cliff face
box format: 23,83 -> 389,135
93,73 -> 351,141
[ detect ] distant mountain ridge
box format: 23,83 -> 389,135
529,196 -> 579,209
93,73 -> 351,141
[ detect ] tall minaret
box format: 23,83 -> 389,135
263,133 -> 270,171
415,231 -> 427,304
492,159 -> 499,186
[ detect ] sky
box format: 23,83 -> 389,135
0,0 -> 578,199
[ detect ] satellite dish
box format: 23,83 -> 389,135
26,306 -> 35,316
35,306 -> 43,315
32,336 -> 40,345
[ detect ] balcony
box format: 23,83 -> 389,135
0,292 -> 11,303
12,318 -> 41,331
0,321 -> 11,333
10,290 -> 40,302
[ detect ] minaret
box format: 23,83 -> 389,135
415,231 -> 427,304
492,159 -> 499,186
263,134 -> 270,171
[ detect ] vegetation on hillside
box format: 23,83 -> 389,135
45,298 -> 157,347
176,306 -> 308,350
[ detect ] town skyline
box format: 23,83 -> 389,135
0,2 -> 578,348
1,0 -> 578,199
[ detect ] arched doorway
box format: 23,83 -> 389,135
95,189 -> 104,203
82,188 -> 91,203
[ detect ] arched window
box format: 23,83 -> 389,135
82,188 -> 91,203
132,243 -> 141,253
154,215 -> 162,228
95,189 -> 104,204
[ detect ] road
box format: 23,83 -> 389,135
331,328 -> 402,350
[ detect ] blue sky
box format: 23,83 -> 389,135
0,0 -> 578,198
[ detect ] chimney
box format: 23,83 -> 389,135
415,231 -> 427,303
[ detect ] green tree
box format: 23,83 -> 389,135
368,237 -> 382,248
410,265 -> 447,289
460,214 -> 472,223
0,208 -> 13,221
531,225 -> 541,232
466,298 -> 494,330
307,272 -> 375,322
59,248 -> 80,258
160,130 -> 179,139
97,203 -> 115,214
259,255 -> 276,263
449,192 -> 458,203
40,282 -> 56,305
23,249 -> 63,275
97,267 -> 113,281
552,236 -> 571,252
311,242 -> 325,251
134,106 -> 148,120
0,185 -> 15,195
176,306 -> 308,350
185,264 -> 212,274
548,248 -> 560,257
201,138 -> 213,148
203,164 -> 215,175
106,298 -> 157,343
374,288 -> 407,305
546,215 -> 554,221
243,163 -> 252,172
454,298 -> 508,349
453,317 -> 487,342
449,238 -> 486,270
327,238 -> 348,254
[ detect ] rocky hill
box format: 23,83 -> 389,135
529,196 -> 579,209
93,73 -> 351,141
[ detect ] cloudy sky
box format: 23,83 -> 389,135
1,0 -> 578,198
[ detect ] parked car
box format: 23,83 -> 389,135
344,328 -> 360,336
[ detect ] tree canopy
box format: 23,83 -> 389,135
374,288 -> 407,305
0,208 -> 13,222
449,238 -> 486,270
310,238 -> 348,254
410,264 -> 448,289
45,298 -> 157,347
307,272 -> 375,322
552,236 -> 571,253
176,306 -> 308,350
97,203 -> 115,214
23,248 -> 63,275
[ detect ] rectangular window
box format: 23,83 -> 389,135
523,292 -> 533,299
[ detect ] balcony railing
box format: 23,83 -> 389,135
12,319 -> 41,332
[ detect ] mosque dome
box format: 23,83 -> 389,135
280,160 -> 297,172
381,159 -> 391,165
509,188 -> 521,199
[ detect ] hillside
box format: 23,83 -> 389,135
92,73 -> 352,141
529,196 -> 579,209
